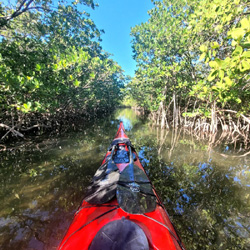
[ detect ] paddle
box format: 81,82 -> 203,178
84,145 -> 120,204
116,146 -> 156,214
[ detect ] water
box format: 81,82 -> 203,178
0,108 -> 249,250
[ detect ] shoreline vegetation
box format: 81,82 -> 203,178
131,106 -> 250,150
0,0 -> 124,145
126,0 -> 250,144
1,0 -> 250,150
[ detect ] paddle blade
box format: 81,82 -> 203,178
92,162 -> 108,182
85,171 -> 119,204
117,164 -> 156,214
84,161 -> 120,205
92,145 -> 117,182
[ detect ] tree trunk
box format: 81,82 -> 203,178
210,101 -> 217,133
173,92 -> 178,128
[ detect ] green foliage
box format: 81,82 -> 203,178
129,0 -> 250,125
123,96 -> 138,107
0,0 -> 124,135
130,0 -> 198,113
190,0 -> 250,107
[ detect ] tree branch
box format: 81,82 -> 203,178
0,123 -> 24,140
7,0 -> 34,21
0,0 -> 51,28
19,124 -> 51,131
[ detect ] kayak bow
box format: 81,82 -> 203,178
58,122 -> 185,250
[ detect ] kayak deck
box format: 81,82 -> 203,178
58,122 -> 185,250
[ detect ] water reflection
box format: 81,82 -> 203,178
115,108 -> 142,131
135,128 -> 250,250
0,109 -> 249,249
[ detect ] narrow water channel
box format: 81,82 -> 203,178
0,108 -> 249,249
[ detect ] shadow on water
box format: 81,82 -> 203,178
0,108 -> 249,249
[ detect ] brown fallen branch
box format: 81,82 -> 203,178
19,124 -> 51,131
0,123 -> 24,140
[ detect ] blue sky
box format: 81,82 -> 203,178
3,0 -> 153,77
88,0 -> 154,77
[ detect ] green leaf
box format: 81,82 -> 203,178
22,102 -> 32,113
207,70 -> 217,81
218,70 -> 224,79
214,58 -> 224,68
208,50 -> 212,59
211,42 -> 220,49
240,42 -> 250,48
200,44 -> 207,52
209,61 -> 218,69
199,53 -> 206,61
232,40 -> 238,46
232,46 -> 243,56
74,80 -> 80,87
224,77 -> 233,87
216,81 -> 225,90
229,28 -> 245,40
241,60 -> 250,71
240,18 -> 250,30
242,51 -> 250,58
35,64 -> 41,71
53,64 -> 58,70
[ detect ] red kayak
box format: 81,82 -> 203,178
58,122 -> 185,250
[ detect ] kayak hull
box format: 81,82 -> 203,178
58,122 -> 185,250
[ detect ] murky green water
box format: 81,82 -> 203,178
0,109 -> 249,250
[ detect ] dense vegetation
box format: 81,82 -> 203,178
0,0 -> 124,142
128,0 -> 250,134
